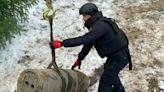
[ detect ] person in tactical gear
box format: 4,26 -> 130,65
50,3 -> 132,92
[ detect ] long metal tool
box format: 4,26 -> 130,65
47,15 -> 58,69
47,15 -> 66,92
43,0 -> 58,69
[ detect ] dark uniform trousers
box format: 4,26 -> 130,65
98,47 -> 129,92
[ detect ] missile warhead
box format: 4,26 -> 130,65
17,69 -> 90,92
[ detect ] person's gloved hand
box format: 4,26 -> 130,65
49,40 -> 62,49
71,59 -> 81,70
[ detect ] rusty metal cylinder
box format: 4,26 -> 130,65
17,69 -> 90,92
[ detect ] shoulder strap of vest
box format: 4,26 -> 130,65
100,17 -> 129,43
100,17 -> 121,35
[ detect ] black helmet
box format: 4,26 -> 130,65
79,3 -> 98,16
